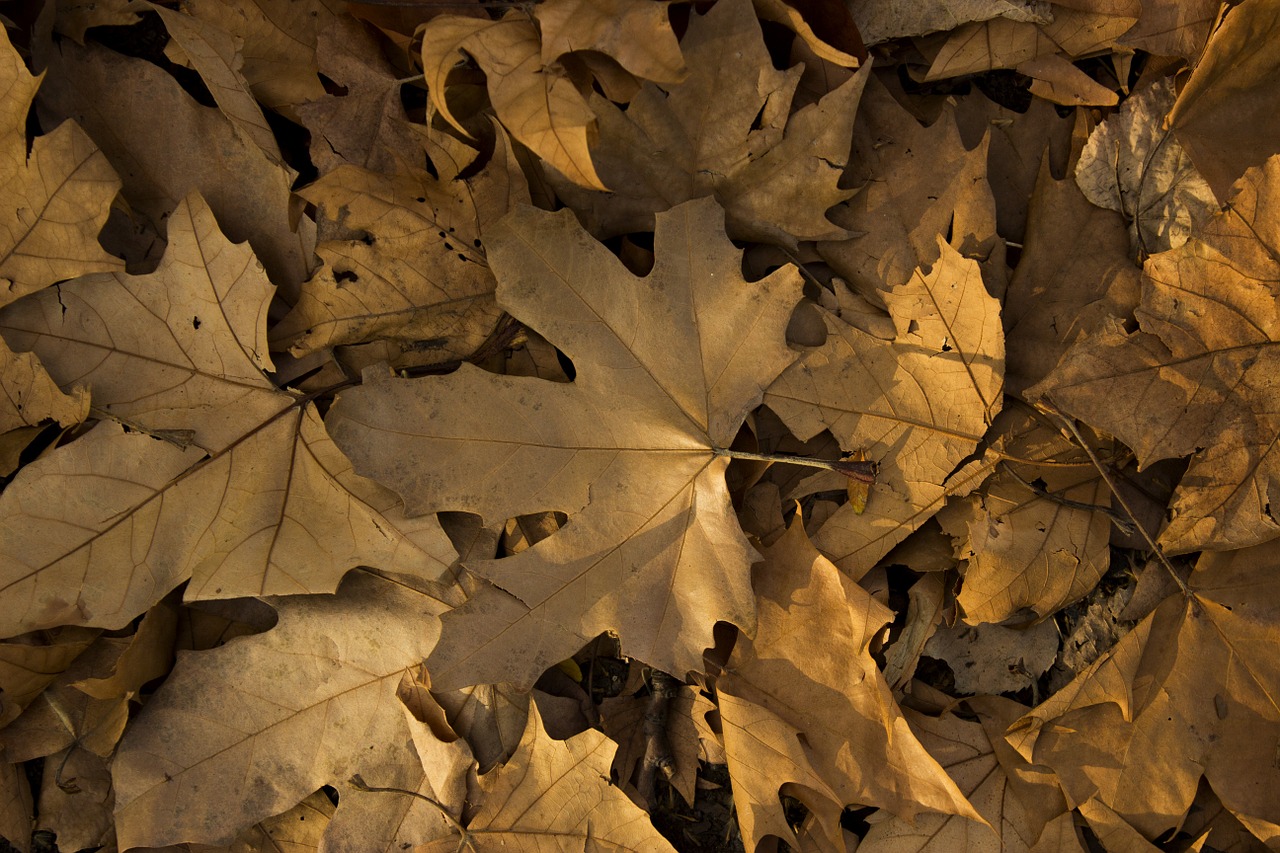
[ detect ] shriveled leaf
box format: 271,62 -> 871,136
421,14 -> 605,190
0,25 -> 122,307
1031,156 -> 1280,552
112,571 -> 449,849
1007,544 -> 1280,841
551,0 -> 869,247
1075,78 -> 1218,259
718,517 -> 980,851
765,241 -> 1004,577
416,704 -> 674,851
328,197 -> 801,689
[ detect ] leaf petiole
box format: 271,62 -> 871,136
711,447 -> 878,483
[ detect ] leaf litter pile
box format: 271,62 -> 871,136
2,0 -> 1280,850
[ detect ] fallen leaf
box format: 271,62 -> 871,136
718,516 -> 981,851
0,626 -> 99,728
1030,155 -> 1280,553
112,571 -> 450,849
549,0 -> 870,247
0,338 -> 88,433
1118,0 -> 1216,59
765,240 -> 1004,577
330,197 -> 800,689
922,618 -> 1060,695
0,759 -> 32,853
33,747 -> 112,851
850,0 -> 1053,44
533,0 -> 686,83
1075,78 -> 1218,259
414,704 -> 677,851
1007,544 -> 1280,841
0,25 -> 122,308
601,677 -> 713,806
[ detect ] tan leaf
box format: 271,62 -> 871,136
112,571 -> 449,849
0,26 -> 122,308
849,0 -> 1053,45
945,406 -> 1112,624
1117,0 -> 1216,59
550,0 -> 869,246
421,14 -> 606,190
1007,544 -> 1280,841
0,338 -> 88,433
922,618 -> 1060,694
0,403 -> 455,635
433,682 -> 529,774
533,0 -> 686,83
71,599 -> 177,701
765,241 -> 1004,577
1030,156 -> 1280,552
205,791 -> 335,853
1076,78 -> 1218,259
1168,0 -> 1280,203
882,571 -> 947,690
415,704 -> 675,851
53,0 -> 141,44
601,678 -> 712,806
858,697 -> 1076,853
35,747 -> 112,851
36,39 -> 310,292
0,626 -> 99,729
271,136 -> 524,361
328,197 -> 801,689
0,759 -> 32,853
719,517 -> 980,852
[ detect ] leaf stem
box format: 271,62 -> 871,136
711,447 -> 877,483
349,774 -> 474,851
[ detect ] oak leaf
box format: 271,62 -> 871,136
764,240 -> 1004,577
718,516 -> 980,852
415,705 -> 676,852
1030,156 -> 1280,552
549,0 -> 870,247
327,197 -> 802,689
1006,544 -> 1280,842
0,25 -> 122,308
112,571 -> 454,849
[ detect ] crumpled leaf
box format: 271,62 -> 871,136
718,516 -> 981,852
327,197 -> 801,689
1006,544 -> 1280,842
1030,155 -> 1280,553
549,0 -> 870,247
415,704 -> 676,851
112,571 -> 451,849
1075,78 -> 1218,259
765,240 -> 1004,577
0,25 -> 122,308
422,13 -> 606,190
271,127 -> 527,362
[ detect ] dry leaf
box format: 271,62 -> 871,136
765,241 -> 1004,577
533,0 -> 686,83
0,25 -> 122,308
601,678 -> 712,806
0,626 -> 99,728
922,618 -> 1060,694
112,571 -> 449,849
718,517 -> 980,851
550,0 -> 870,247
34,746 -> 112,851
328,197 -> 801,688
850,0 -> 1053,44
1031,156 -> 1280,553
0,338 -> 88,433
0,759 -> 32,853
414,704 -> 677,851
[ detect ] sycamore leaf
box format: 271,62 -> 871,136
549,0 -> 870,247
272,130 -> 527,361
533,0 -> 686,83
112,571 -> 453,849
421,13 -> 606,190
0,193 -> 285,454
858,697 -> 1076,853
1006,544 -> 1280,841
328,197 -> 802,689
416,704 -> 676,852
0,337 -> 88,433
1030,156 -> 1280,553
718,517 -> 980,852
0,26 -> 122,307
0,404 -> 456,636
765,240 -> 1004,577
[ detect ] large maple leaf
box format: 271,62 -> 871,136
327,196 -> 802,689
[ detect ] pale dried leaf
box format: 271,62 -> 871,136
850,0 -> 1052,44
0,338 -> 88,433
35,747 -> 112,851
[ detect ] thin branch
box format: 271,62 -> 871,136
999,461 -> 1136,534
711,447 -> 877,483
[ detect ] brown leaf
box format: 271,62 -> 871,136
601,678 -> 713,806
112,571 -> 451,849
718,517 -> 980,851
0,626 -> 99,729
549,0 -> 870,247
850,0 -> 1053,45
765,241 -> 1004,577
533,0 -> 686,83
0,338 -> 88,434
328,197 -> 801,688
1030,156 -> 1280,552
415,704 -> 676,851
0,759 -> 32,853
1007,544 -> 1280,841
0,26 -> 122,308
34,747 -> 113,851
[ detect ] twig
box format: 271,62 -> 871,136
636,670 -> 679,807
1039,400 -> 1195,605
712,447 -> 877,483
999,461 -> 1136,534
349,774 -> 474,851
